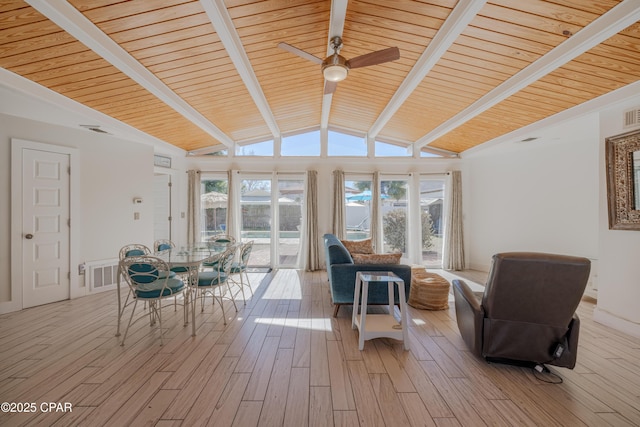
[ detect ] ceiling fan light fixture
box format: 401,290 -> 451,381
323,64 -> 348,82
322,53 -> 348,82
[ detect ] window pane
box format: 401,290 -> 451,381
200,178 -> 228,241
420,179 -> 445,267
241,179 -> 272,267
278,179 -> 304,266
375,140 -> 411,157
345,179 -> 372,240
328,130 -> 366,156
236,140 -> 273,156
282,131 -> 320,156
381,179 -> 408,256
204,149 -> 228,156
420,150 -> 442,158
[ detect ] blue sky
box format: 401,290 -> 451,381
234,129 -> 439,157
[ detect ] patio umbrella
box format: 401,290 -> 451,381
201,191 -> 227,209
346,190 -> 388,201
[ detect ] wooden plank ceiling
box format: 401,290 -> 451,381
0,0 -> 639,154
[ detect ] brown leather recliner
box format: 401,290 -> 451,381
453,252 -> 591,369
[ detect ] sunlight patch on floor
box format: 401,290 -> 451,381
259,270 -> 303,300
253,317 -> 333,332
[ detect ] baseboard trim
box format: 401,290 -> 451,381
593,307 -> 640,338
0,299 -> 21,315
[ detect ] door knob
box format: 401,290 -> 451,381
25,233 -> 33,239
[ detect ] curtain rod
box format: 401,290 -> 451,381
196,170 -> 307,174
191,170 -> 449,175
343,171 -> 450,176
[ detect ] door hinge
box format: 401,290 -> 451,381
168,181 -> 172,187
68,166 -> 71,175
68,218 -> 71,227
168,216 -> 172,221
68,271 -> 71,280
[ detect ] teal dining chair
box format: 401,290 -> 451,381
119,255 -> 186,346
117,243 -> 155,336
191,246 -> 238,325
154,239 -> 174,252
229,240 -> 254,304
202,235 -> 236,270
154,239 -> 191,277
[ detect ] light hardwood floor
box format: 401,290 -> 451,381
1,269 -> 640,426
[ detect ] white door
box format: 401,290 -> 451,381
153,174 -> 171,242
22,148 -> 71,308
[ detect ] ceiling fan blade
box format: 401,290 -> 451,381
277,42 -> 323,65
324,81 -> 338,95
346,46 -> 400,69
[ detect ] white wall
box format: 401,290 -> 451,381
596,100 -> 640,336
462,114 -> 600,272
0,112 -> 185,308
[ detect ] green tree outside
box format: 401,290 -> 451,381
383,209 -> 434,253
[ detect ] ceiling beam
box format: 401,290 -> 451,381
414,0 -> 640,150
327,0 -> 348,52
367,0 -> 486,140
200,0 -> 280,140
320,0 -> 349,130
25,0 -> 235,148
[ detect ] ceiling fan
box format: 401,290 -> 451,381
277,36 -> 400,94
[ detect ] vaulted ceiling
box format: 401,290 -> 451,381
1,0 -> 639,155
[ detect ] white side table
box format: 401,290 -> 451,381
352,271 -> 409,350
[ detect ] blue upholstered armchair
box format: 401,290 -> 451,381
323,234 -> 411,316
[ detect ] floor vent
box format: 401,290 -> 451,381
86,259 -> 119,293
623,107 -> 640,128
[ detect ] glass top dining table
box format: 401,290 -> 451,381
154,244 -> 218,266
157,243 -> 231,336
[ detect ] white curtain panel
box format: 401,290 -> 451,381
305,170 -> 320,271
226,170 -> 236,240
371,171 -> 381,253
186,169 -> 201,245
444,170 -> 465,270
332,170 -> 346,239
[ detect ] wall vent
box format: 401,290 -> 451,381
86,258 -> 119,293
80,124 -> 111,134
623,108 -> 640,128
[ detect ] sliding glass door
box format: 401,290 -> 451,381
344,176 -> 372,240
380,177 -> 409,257
237,173 -> 305,269
277,177 -> 304,267
200,174 -> 228,241
240,177 -> 272,268
420,177 -> 445,268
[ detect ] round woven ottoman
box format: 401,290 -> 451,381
408,267 -> 450,310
